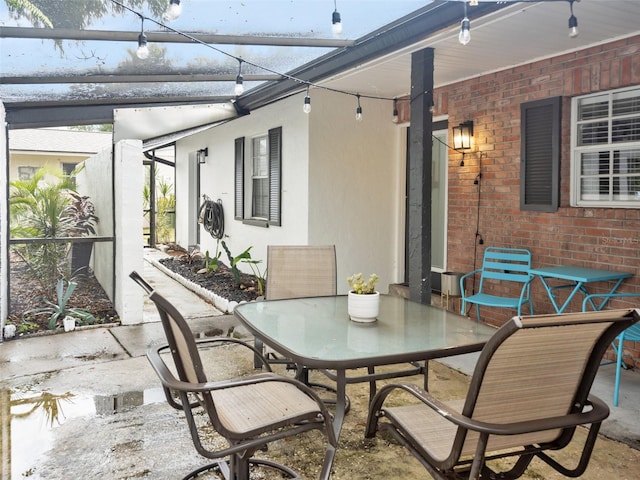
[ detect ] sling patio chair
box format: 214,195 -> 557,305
255,244 -> 338,369
254,245 -> 345,403
262,245 -> 426,403
365,308 -> 639,480
583,293 -> 640,406
460,246 -> 534,321
130,270 -> 337,480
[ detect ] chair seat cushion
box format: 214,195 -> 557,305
384,399 -> 561,460
383,400 -> 463,462
464,293 -> 527,308
213,380 -> 321,436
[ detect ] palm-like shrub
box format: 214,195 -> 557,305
9,168 -> 76,289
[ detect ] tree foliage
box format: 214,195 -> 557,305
5,0 -> 168,29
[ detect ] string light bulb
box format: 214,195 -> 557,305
332,1 -> 342,37
163,0 -> 182,21
136,18 -> 149,59
568,0 -> 579,38
137,32 -> 149,59
392,99 -> 399,123
234,60 -> 244,96
356,94 -> 363,122
303,85 -> 311,114
458,2 -> 470,46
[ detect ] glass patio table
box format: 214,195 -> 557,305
529,265 -> 633,313
233,294 -> 497,441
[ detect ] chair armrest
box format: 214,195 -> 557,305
367,382 -> 609,438
460,270 -> 481,297
366,382 -> 453,437
582,293 -> 640,312
147,340 -> 337,447
439,394 -> 609,436
194,336 -> 274,371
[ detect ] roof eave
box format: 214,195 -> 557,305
235,0 -> 506,112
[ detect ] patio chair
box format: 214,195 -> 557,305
263,245 -> 425,403
254,245 -> 337,368
583,293 -> 640,406
366,308 -> 639,480
129,270 -> 336,480
460,246 -> 533,321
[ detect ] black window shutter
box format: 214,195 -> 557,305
234,137 -> 244,220
268,127 -> 282,226
520,97 -> 561,212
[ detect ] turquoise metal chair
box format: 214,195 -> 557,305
583,293 -> 640,406
460,247 -> 534,321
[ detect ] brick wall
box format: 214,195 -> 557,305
438,35 -> 640,366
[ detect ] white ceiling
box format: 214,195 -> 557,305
321,1 -> 640,99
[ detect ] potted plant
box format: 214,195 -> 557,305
347,273 -> 380,322
63,192 -> 99,275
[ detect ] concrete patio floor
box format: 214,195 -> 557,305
1,254 -> 639,479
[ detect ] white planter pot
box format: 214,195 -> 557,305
3,324 -> 16,339
63,316 -> 76,332
348,291 -> 380,323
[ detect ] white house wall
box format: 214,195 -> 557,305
174,92 -> 404,295
307,89 -> 403,294
176,94 -> 311,271
75,148 -> 114,300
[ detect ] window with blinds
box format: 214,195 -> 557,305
572,86 -> 640,207
251,135 -> 269,218
234,127 -> 282,226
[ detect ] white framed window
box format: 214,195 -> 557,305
234,127 -> 282,227
571,86 -> 640,207
251,135 -> 269,219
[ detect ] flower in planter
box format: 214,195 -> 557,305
347,273 -> 380,295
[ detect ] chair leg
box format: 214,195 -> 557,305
475,303 -> 481,322
254,338 -> 264,369
180,450 -> 303,479
614,333 -> 625,407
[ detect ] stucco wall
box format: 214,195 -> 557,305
175,91 -> 405,295
439,35 -> 640,330
308,89 -> 404,293
114,140 -> 144,325
176,94 -> 311,275
9,153 -> 83,181
75,148 -> 114,300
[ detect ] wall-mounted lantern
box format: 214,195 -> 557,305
197,148 -> 208,164
452,121 -> 474,150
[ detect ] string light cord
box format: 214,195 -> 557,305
108,0 -> 401,106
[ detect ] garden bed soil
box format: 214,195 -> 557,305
8,250 -> 119,335
157,253 -> 262,304
7,248 -> 261,336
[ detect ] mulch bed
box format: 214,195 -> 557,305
158,253 -> 262,304
7,247 -> 261,336
8,250 -> 119,335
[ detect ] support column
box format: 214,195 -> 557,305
114,139 -> 144,324
0,104 -> 7,332
407,48 -> 434,304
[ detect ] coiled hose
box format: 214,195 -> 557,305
198,197 -> 225,239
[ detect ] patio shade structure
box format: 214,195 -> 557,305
3,0 -> 637,138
